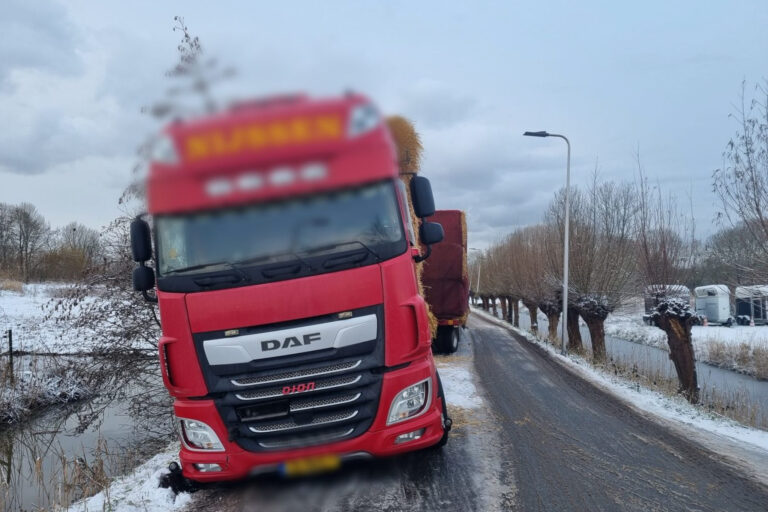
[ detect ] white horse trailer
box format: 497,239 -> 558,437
735,285 -> 768,325
694,285 -> 733,326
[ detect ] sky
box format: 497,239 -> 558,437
1,0 -> 766,248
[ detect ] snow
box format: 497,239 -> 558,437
435,361 -> 482,409
0,283 -> 94,353
67,443 -> 192,512
471,307 -> 768,455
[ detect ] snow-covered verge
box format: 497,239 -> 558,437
472,307 -> 768,456
434,356 -> 482,410
67,443 -> 192,512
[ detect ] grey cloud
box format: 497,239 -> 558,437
0,0 -> 83,85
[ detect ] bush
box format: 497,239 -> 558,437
0,279 -> 23,293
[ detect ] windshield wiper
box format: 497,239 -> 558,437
164,261 -> 250,282
305,240 -> 381,260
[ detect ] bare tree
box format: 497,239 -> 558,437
12,203 -> 51,282
545,176 -> 638,361
713,79 -> 768,282
637,162 -> 700,403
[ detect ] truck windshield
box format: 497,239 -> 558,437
155,180 -> 406,278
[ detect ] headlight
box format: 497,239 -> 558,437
151,133 -> 179,165
178,418 -> 224,451
387,378 -> 431,425
347,103 -> 381,137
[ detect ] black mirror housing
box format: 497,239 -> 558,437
130,218 -> 153,262
410,176 -> 436,218
133,265 -> 156,292
420,221 -> 444,245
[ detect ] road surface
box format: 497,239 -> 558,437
187,313 -> 768,511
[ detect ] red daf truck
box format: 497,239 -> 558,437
129,93 -> 451,482
422,210 -> 469,354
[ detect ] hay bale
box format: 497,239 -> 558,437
386,116 -> 438,338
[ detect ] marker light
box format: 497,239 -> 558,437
300,162 -> 327,181
178,418 -> 224,451
347,103 -> 380,137
269,167 -> 296,186
194,463 -> 222,472
387,378 -> 431,425
151,133 -> 179,165
237,172 -> 264,190
205,178 -> 233,197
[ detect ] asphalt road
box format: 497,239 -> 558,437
187,313 -> 768,511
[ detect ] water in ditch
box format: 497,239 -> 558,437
0,356 -> 172,512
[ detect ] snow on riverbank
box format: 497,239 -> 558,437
472,307 -> 768,456
67,443 -> 191,512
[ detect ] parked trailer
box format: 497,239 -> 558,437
421,210 -> 469,354
694,285 -> 733,326
735,285 -> 768,325
642,284 -> 691,325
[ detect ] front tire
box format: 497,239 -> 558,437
431,371 -> 450,448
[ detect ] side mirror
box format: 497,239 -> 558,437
420,221 -> 444,245
133,265 -> 156,292
130,218 -> 152,262
410,176 -> 435,218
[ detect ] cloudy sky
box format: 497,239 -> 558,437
1,1 -> 766,248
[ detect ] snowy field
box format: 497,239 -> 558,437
0,283 -> 93,353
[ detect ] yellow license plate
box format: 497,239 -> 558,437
280,454 -> 341,477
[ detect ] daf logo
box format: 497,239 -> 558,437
261,332 -> 321,352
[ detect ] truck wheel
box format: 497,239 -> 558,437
434,326 -> 458,354
447,327 -> 459,353
431,372 -> 450,449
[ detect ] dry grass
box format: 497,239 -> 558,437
702,340 -> 768,380
0,279 -> 23,293
754,347 -> 768,380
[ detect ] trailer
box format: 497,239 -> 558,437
421,210 -> 469,354
642,284 -> 691,326
694,285 -> 733,326
735,285 -> 768,325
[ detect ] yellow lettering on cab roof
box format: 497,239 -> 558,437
184,115 -> 342,162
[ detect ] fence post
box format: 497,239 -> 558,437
5,330 -> 11,386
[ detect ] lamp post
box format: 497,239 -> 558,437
523,130 -> 570,356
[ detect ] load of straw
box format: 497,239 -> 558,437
386,115 -> 438,337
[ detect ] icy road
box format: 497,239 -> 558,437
185,314 -> 768,512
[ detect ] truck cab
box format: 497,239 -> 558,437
130,93 -> 449,481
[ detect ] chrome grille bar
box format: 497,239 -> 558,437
290,392 -> 362,412
235,374 -> 362,402
248,410 -> 359,433
231,360 -> 362,387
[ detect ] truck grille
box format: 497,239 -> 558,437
231,360 -> 362,387
198,305 -> 385,453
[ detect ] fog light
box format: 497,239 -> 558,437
178,418 -> 224,451
387,378 -> 431,425
194,463 -> 222,472
395,428 -> 425,444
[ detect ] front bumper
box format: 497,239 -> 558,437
175,356 -> 444,482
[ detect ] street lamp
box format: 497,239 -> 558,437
523,130 -> 570,356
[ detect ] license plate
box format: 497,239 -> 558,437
280,454 -> 341,477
